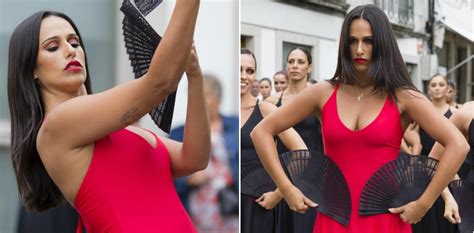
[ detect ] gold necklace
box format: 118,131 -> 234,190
355,88 -> 375,102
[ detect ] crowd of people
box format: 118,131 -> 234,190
251,69 -> 319,101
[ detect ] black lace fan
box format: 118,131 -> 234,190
450,179 -> 474,233
279,150 -> 351,226
359,153 -> 439,216
121,0 -> 176,133
134,0 -> 162,16
241,161 -> 276,198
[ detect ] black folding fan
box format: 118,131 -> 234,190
279,150 -> 351,226
121,0 -> 176,133
450,179 -> 473,233
359,153 -> 439,216
241,161 -> 277,198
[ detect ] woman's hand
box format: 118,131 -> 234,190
185,43 -> 201,78
280,185 -> 317,214
443,193 -> 461,224
388,200 -> 430,224
256,191 -> 283,210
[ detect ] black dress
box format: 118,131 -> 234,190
17,202 -> 78,233
241,100 -> 276,233
414,109 -> 457,233
451,119 -> 474,233
458,119 -> 474,181
463,120 -> 474,232
275,92 -> 324,154
466,119 -> 474,177
274,92 -> 324,233
419,109 -> 452,156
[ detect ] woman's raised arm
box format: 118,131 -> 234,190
38,0 -> 201,152
162,44 -> 211,178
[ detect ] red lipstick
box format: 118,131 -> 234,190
64,60 -> 83,72
354,58 -> 368,64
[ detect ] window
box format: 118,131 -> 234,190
241,35 -> 254,51
375,0 -> 414,28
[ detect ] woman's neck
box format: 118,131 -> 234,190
448,99 -> 456,106
288,77 -> 307,94
354,72 -> 372,88
431,98 -> 449,110
42,89 -> 82,115
241,92 -> 257,108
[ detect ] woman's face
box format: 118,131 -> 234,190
286,49 -> 312,82
273,74 -> 288,92
446,85 -> 456,103
35,16 -> 87,95
240,54 -> 256,96
349,18 -> 373,75
259,80 -> 271,99
428,76 -> 449,101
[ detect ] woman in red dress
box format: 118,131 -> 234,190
251,5 -> 469,233
8,1 -> 210,232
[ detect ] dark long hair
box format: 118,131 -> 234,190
241,48 -> 257,72
286,47 -> 312,81
7,11 -> 92,211
286,47 -> 312,65
329,5 -> 417,101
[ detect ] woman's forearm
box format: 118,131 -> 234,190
251,125 -> 294,193
146,0 -> 200,93
180,72 -> 211,173
440,186 -> 454,202
277,128 -> 307,151
419,140 -> 469,209
412,143 -> 422,155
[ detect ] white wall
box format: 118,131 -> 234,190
241,1 -> 344,82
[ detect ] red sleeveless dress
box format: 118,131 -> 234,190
74,129 -> 197,233
314,85 -> 411,233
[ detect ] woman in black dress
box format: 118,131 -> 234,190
265,47 -> 323,233
412,74 -> 458,233
430,101 -> 474,231
240,48 -> 307,233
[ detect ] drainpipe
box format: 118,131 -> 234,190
426,0 -> 435,54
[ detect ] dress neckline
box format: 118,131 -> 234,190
334,84 -> 389,133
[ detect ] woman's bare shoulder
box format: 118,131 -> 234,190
315,80 -> 336,92
266,92 -> 282,105
259,100 -> 279,117
459,101 -> 474,115
395,87 -> 421,97
311,80 -> 336,108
